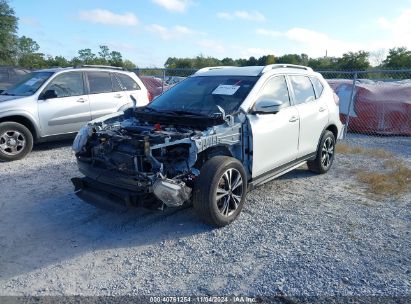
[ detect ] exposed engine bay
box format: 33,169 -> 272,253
72,108 -> 247,209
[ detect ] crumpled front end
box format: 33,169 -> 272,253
72,111 -> 243,210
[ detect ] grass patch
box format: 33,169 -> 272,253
337,143 -> 411,196
357,168 -> 411,196
336,143 -> 393,159
336,144 -> 366,154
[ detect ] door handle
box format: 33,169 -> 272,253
319,107 -> 326,112
289,116 -> 299,122
114,94 -> 123,98
77,98 -> 86,103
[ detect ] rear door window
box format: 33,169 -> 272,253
289,75 -> 316,104
115,73 -> 140,91
87,71 -> 113,94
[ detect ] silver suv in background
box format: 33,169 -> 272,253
0,66 -> 149,161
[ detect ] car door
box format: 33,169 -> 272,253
247,75 -> 300,178
115,72 -> 147,107
37,71 -> 91,136
289,75 -> 329,158
86,71 -> 126,120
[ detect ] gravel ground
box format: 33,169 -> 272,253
0,136 -> 410,300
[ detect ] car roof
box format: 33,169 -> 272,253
34,66 -> 131,73
194,64 -> 314,77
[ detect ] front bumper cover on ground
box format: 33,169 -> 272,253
72,177 -> 154,212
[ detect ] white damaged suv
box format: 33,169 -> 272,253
72,64 -> 343,227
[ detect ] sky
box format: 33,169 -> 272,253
10,0 -> 411,67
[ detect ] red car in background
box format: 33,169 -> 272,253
138,76 -> 171,102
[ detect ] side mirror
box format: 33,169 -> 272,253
252,98 -> 284,114
41,89 -> 58,100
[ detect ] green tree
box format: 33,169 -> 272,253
308,57 -> 338,70
98,45 -> 110,63
122,59 -> 136,70
221,57 -> 235,66
77,48 -> 96,64
276,54 -> 303,65
0,0 -> 18,64
16,36 -> 46,68
17,35 -> 39,54
337,51 -> 370,70
383,47 -> 411,69
245,56 -> 258,66
46,55 -> 70,67
109,51 -> 123,66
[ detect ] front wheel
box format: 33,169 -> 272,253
307,130 -> 336,174
193,156 -> 247,227
0,122 -> 33,161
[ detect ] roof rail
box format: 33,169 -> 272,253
74,65 -> 125,71
194,66 -> 235,74
261,64 -> 313,74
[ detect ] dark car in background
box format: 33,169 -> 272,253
0,66 -> 30,92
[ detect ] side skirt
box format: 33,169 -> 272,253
248,153 -> 316,190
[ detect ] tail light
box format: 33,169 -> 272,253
147,91 -> 153,102
333,92 -> 339,105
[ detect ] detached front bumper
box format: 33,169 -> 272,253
72,160 -> 192,211
72,160 -> 156,211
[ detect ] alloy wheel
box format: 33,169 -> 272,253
321,137 -> 334,168
215,168 -> 244,217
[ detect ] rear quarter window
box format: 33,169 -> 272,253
310,77 -> 324,98
0,70 -> 9,81
115,73 -> 140,91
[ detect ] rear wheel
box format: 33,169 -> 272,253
0,122 -> 33,161
193,156 -> 247,227
307,130 -> 335,174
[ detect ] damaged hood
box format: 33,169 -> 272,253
0,95 -> 24,102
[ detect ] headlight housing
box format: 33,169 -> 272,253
72,125 -> 91,153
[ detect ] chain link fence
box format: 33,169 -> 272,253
134,68 -> 411,141
319,70 -> 411,139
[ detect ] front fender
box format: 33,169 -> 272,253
0,110 -> 41,139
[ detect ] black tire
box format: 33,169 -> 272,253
0,122 -> 33,161
193,156 -> 247,228
307,130 -> 335,174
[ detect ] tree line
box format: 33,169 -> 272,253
165,48 -> 411,71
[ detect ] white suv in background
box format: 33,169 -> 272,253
72,64 -> 343,227
0,66 -> 149,161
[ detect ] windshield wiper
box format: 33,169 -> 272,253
0,92 -> 15,96
163,110 -> 210,117
141,107 -> 210,118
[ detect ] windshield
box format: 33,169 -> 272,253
147,75 -> 258,116
1,71 -> 54,96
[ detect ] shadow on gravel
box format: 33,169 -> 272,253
0,192 -> 211,279
33,138 -> 74,151
278,167 -> 316,180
